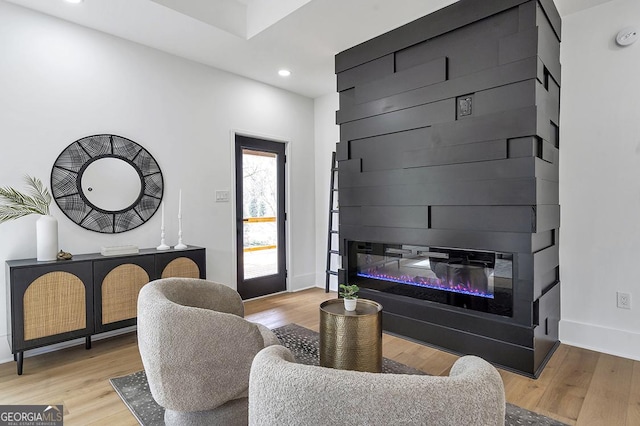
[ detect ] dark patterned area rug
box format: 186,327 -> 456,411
110,323 -> 567,426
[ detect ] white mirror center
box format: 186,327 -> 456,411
81,157 -> 142,211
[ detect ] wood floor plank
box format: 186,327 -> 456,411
381,333 -> 449,374
85,409 -> 137,426
501,369 -> 545,411
0,287 -> 637,426
576,352 -> 634,426
391,342 -> 458,375
500,344 -> 568,415
0,332 -> 143,426
501,345 -> 567,420
65,396 -> 134,425
627,361 -> 640,426
536,345 -> 599,422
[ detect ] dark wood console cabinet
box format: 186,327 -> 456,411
6,246 -> 205,375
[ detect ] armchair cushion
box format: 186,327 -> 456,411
248,345 -> 505,426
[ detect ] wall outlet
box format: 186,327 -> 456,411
617,292 -> 631,309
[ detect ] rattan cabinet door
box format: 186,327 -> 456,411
155,247 -> 206,279
93,254 -> 155,333
8,261 -> 94,353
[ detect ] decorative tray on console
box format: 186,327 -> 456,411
100,245 -> 140,256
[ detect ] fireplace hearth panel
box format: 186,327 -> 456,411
335,0 -> 561,378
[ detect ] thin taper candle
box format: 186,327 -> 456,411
156,201 -> 170,250
175,189 -> 187,249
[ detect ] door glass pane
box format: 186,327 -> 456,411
242,149 -> 278,279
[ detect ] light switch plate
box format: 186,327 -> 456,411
215,190 -> 230,202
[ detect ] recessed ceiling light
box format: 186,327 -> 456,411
278,69 -> 291,77
65,0 -> 83,4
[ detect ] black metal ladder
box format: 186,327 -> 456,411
325,152 -> 340,292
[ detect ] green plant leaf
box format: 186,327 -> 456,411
0,175 -> 52,223
24,175 -> 51,214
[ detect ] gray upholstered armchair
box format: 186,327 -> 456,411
137,278 -> 279,426
249,345 -> 505,426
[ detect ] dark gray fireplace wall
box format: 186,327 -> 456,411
335,0 -> 560,377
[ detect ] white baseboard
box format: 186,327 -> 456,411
0,327 -> 137,366
560,319 -> 640,361
290,273 -> 316,292
314,272 -> 338,292
0,338 -> 12,365
292,284 -> 320,292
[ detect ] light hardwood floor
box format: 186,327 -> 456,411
0,288 -> 637,425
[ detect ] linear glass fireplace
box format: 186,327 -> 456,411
348,241 -> 514,317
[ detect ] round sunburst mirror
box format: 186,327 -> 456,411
51,134 -> 163,233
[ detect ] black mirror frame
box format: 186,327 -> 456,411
51,134 -> 164,234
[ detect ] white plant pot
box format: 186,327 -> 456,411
36,215 -> 58,261
344,298 -> 357,311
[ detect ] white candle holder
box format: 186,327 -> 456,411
174,217 -> 187,249
157,228 -> 170,250
157,202 -> 170,250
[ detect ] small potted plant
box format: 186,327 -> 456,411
339,283 -> 360,311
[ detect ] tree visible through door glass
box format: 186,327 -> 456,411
242,149 -> 278,279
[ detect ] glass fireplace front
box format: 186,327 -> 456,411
348,242 -> 514,316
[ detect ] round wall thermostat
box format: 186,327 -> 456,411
616,27 -> 638,46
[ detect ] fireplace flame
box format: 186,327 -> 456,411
356,271 -> 494,299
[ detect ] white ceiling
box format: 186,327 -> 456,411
4,0 -> 616,99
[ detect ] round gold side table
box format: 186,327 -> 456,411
319,298 -> 383,373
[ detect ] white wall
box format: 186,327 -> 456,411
313,92 -> 340,292
559,0 -> 640,360
0,2 -> 315,362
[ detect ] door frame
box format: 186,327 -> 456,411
230,130 -> 291,298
